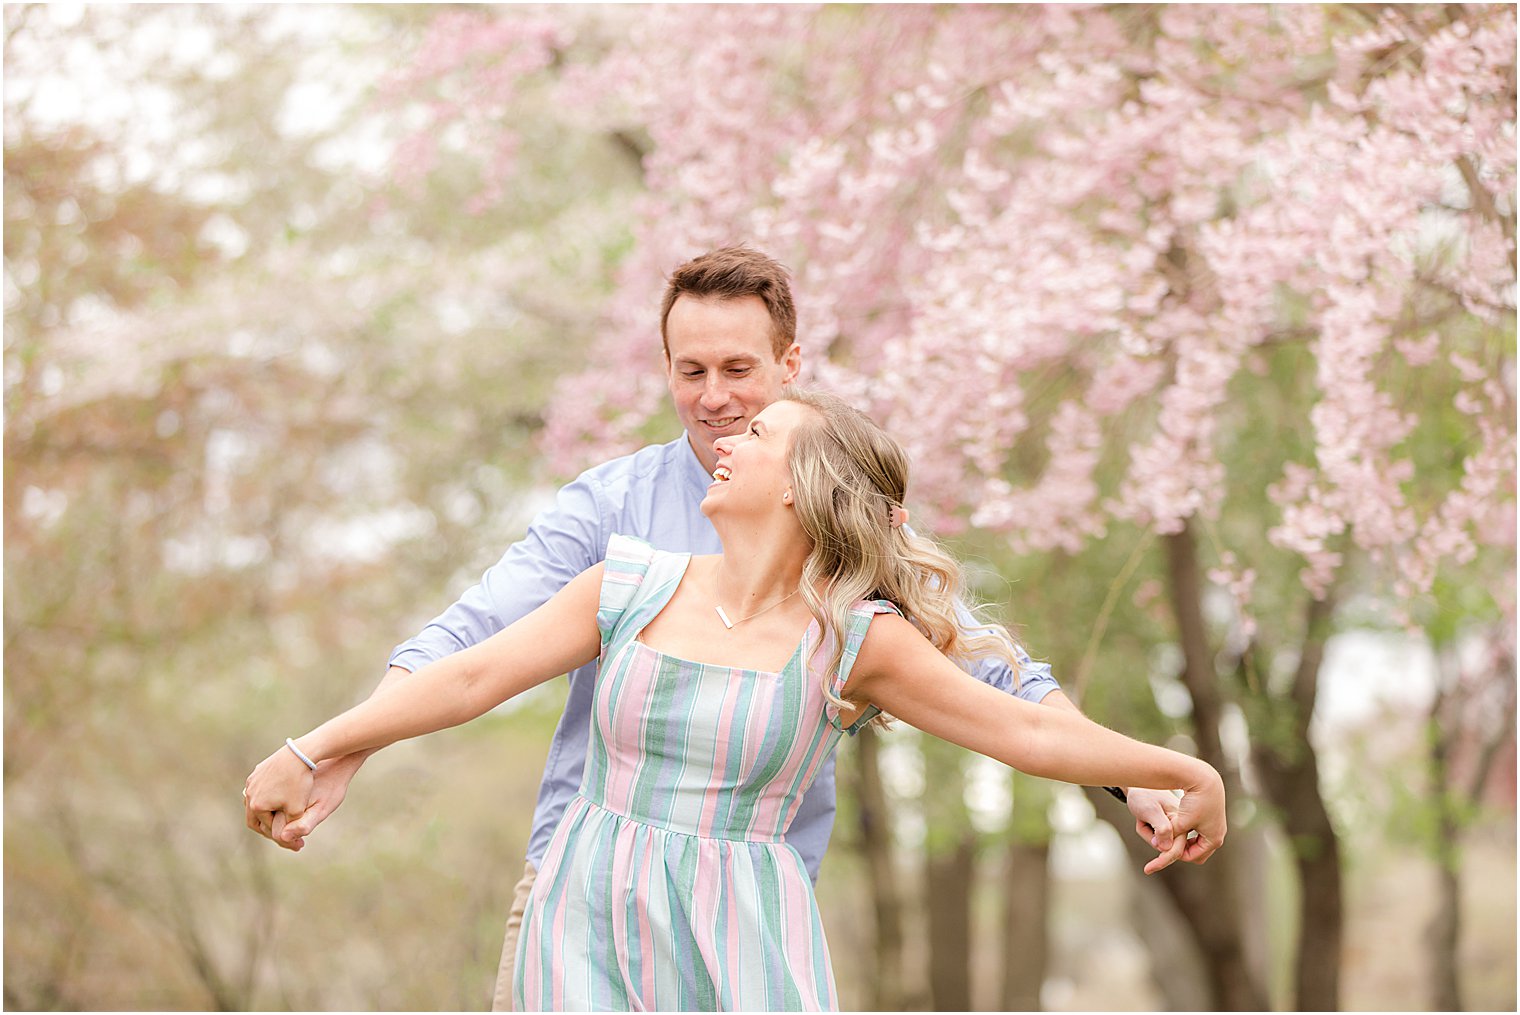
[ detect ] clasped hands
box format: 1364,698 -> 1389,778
1126,784 -> 1225,875
243,743 -> 367,851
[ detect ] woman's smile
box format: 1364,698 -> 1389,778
701,400 -> 817,513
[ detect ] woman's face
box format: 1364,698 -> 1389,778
700,399 -> 815,521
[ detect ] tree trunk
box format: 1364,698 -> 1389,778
1427,841 -> 1463,1011
854,727 -> 907,1011
1426,650 -> 1466,1012
1000,841 -> 1049,1011
1425,632 -> 1516,1012
1133,835 -> 1263,1010
1249,590 -> 1343,1011
1255,741 -> 1342,1009
926,837 -> 976,1010
922,737 -> 975,1011
1160,525 -> 1269,1011
1001,771 -> 1054,1011
1083,787 -> 1213,1011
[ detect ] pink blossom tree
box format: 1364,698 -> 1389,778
395,4 -> 1515,1009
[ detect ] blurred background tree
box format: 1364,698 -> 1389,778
5,3 -> 1515,1011
5,5 -> 636,1008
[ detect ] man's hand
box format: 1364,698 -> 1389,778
272,750 -> 373,850
1125,786 -> 1180,852
1141,765 -> 1227,874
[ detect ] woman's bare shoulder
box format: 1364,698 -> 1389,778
852,610 -> 933,677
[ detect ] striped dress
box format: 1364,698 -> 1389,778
514,535 -> 897,1012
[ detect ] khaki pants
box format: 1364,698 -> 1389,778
490,860 -> 539,1012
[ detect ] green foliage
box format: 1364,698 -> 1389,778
1381,759 -> 1484,863
1240,693 -> 1307,765
1422,574 -> 1506,648
1004,770 -> 1056,848
918,734 -> 975,856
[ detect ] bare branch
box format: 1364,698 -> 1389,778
1288,589 -> 1338,735
608,129 -> 648,172
1464,643 -> 1517,805
1456,154 -> 1518,274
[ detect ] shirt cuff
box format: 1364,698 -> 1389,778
386,648 -> 433,674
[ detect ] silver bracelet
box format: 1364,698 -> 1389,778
284,737 -> 317,772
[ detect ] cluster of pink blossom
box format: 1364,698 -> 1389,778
1252,8 -> 1517,608
382,8 -> 567,211
1206,550 -> 1260,642
392,4 -> 1515,619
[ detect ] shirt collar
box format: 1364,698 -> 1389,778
678,433 -> 715,499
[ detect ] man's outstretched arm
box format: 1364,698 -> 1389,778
264,474 -> 606,851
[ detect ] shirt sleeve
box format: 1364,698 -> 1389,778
954,597 -> 1062,703
787,758 -> 836,884
387,472 -> 605,673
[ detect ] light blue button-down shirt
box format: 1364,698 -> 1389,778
390,434 -> 1060,879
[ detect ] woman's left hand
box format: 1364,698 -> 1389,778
1142,765 -> 1226,874
243,744 -> 316,850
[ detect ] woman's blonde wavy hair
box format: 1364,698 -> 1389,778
782,390 -> 1023,724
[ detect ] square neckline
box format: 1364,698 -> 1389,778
631,552 -> 819,677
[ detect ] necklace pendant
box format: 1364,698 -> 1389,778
715,605 -> 735,629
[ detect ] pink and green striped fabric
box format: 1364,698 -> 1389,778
514,535 -> 897,1011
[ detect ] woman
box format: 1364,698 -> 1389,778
245,390 -> 1226,1011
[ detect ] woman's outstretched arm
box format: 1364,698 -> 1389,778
243,563 -> 605,843
846,612 -> 1225,874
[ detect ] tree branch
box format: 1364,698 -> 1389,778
1463,642 -> 1517,805
1162,522 -> 1228,769
1456,154 -> 1517,274
608,129 -> 648,173
1289,589 -> 1337,739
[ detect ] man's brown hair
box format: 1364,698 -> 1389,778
660,246 -> 797,360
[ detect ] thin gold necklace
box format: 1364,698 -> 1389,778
713,583 -> 801,630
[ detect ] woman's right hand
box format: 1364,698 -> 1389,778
243,743 -> 316,849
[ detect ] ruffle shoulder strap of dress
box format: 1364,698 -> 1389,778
596,533 -> 660,647
825,599 -> 903,736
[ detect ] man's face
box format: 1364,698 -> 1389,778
665,294 -> 801,477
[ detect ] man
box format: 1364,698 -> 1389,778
266,246 -> 1179,1009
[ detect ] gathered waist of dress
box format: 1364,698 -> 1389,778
573,791 -> 792,845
